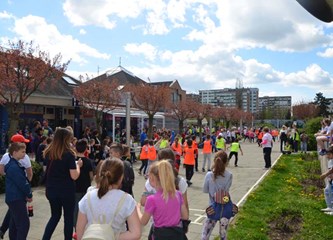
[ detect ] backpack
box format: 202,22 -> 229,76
82,191 -> 127,240
205,190 -> 238,220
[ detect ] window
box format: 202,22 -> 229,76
46,107 -> 54,114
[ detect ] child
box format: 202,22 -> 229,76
120,144 -> 135,197
183,139 -> 196,186
36,135 -> 47,166
5,142 -> 33,240
282,141 -> 292,154
216,134 -> 226,152
147,140 -> 157,177
76,158 -> 141,240
73,139 -> 94,238
139,139 -> 149,176
137,160 -> 189,239
191,135 -> 199,172
109,143 -> 135,196
320,147 -> 333,215
202,135 -> 212,172
171,136 -> 182,172
228,139 -> 243,167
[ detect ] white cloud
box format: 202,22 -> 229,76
0,10 -> 14,19
284,64 -> 332,87
9,15 -> 110,64
79,29 -> 86,35
124,43 -> 158,61
63,0 -> 144,29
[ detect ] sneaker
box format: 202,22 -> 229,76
186,181 -> 193,186
202,168 -> 205,172
138,170 -> 142,175
207,169 -> 211,171
0,230 -> 4,239
321,207 -> 333,212
72,232 -> 77,240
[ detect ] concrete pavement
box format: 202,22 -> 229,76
0,141 -> 281,240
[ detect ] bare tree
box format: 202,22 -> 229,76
74,79 -> 121,130
128,83 -> 171,138
0,40 -> 69,136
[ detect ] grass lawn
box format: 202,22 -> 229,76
225,153 -> 330,240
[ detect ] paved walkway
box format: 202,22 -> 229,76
0,141 -> 281,240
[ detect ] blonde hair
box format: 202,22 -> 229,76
149,160 -> 176,201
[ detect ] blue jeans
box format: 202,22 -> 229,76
7,200 -> 30,240
42,189 -> 75,240
300,142 -> 307,152
324,182 -> 333,208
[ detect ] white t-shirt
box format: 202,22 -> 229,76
78,188 -> 136,233
262,133 -> 273,148
145,176 -> 188,194
0,153 -> 31,168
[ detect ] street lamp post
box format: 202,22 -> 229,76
125,92 -> 131,146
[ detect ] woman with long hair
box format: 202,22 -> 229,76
201,151 -> 232,240
42,127 -> 82,240
76,158 -> 141,240
137,160 -> 189,239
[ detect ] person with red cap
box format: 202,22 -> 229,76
0,133 -> 33,239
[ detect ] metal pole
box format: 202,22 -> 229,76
126,93 -> 131,146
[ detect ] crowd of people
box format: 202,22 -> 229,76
0,119 -> 321,240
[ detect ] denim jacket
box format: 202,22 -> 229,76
5,158 -> 32,204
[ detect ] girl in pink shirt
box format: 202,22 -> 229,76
137,160 -> 189,239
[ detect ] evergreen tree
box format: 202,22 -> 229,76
313,92 -> 330,117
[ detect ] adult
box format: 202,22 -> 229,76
201,151 -> 232,240
315,118 -> 332,155
261,127 -> 273,170
42,119 -> 54,137
140,129 -> 147,147
76,158 -> 141,240
279,125 -> 288,153
42,128 -> 82,240
0,134 -> 33,239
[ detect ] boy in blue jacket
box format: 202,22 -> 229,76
5,142 -> 33,240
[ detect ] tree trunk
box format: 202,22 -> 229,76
178,120 -> 184,134
95,110 -> 102,132
7,103 -> 22,138
147,115 -> 154,139
198,119 -> 203,143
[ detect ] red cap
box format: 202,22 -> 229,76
11,134 -> 30,143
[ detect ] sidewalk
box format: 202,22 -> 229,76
0,141 -> 281,240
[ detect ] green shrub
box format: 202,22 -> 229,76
304,117 -> 322,151
30,160 -> 43,187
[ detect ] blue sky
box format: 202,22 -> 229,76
1,0 -> 333,104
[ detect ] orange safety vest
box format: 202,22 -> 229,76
172,142 -> 182,156
140,145 -> 149,160
148,145 -> 157,161
192,140 -> 198,150
202,140 -> 212,154
184,147 -> 195,165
